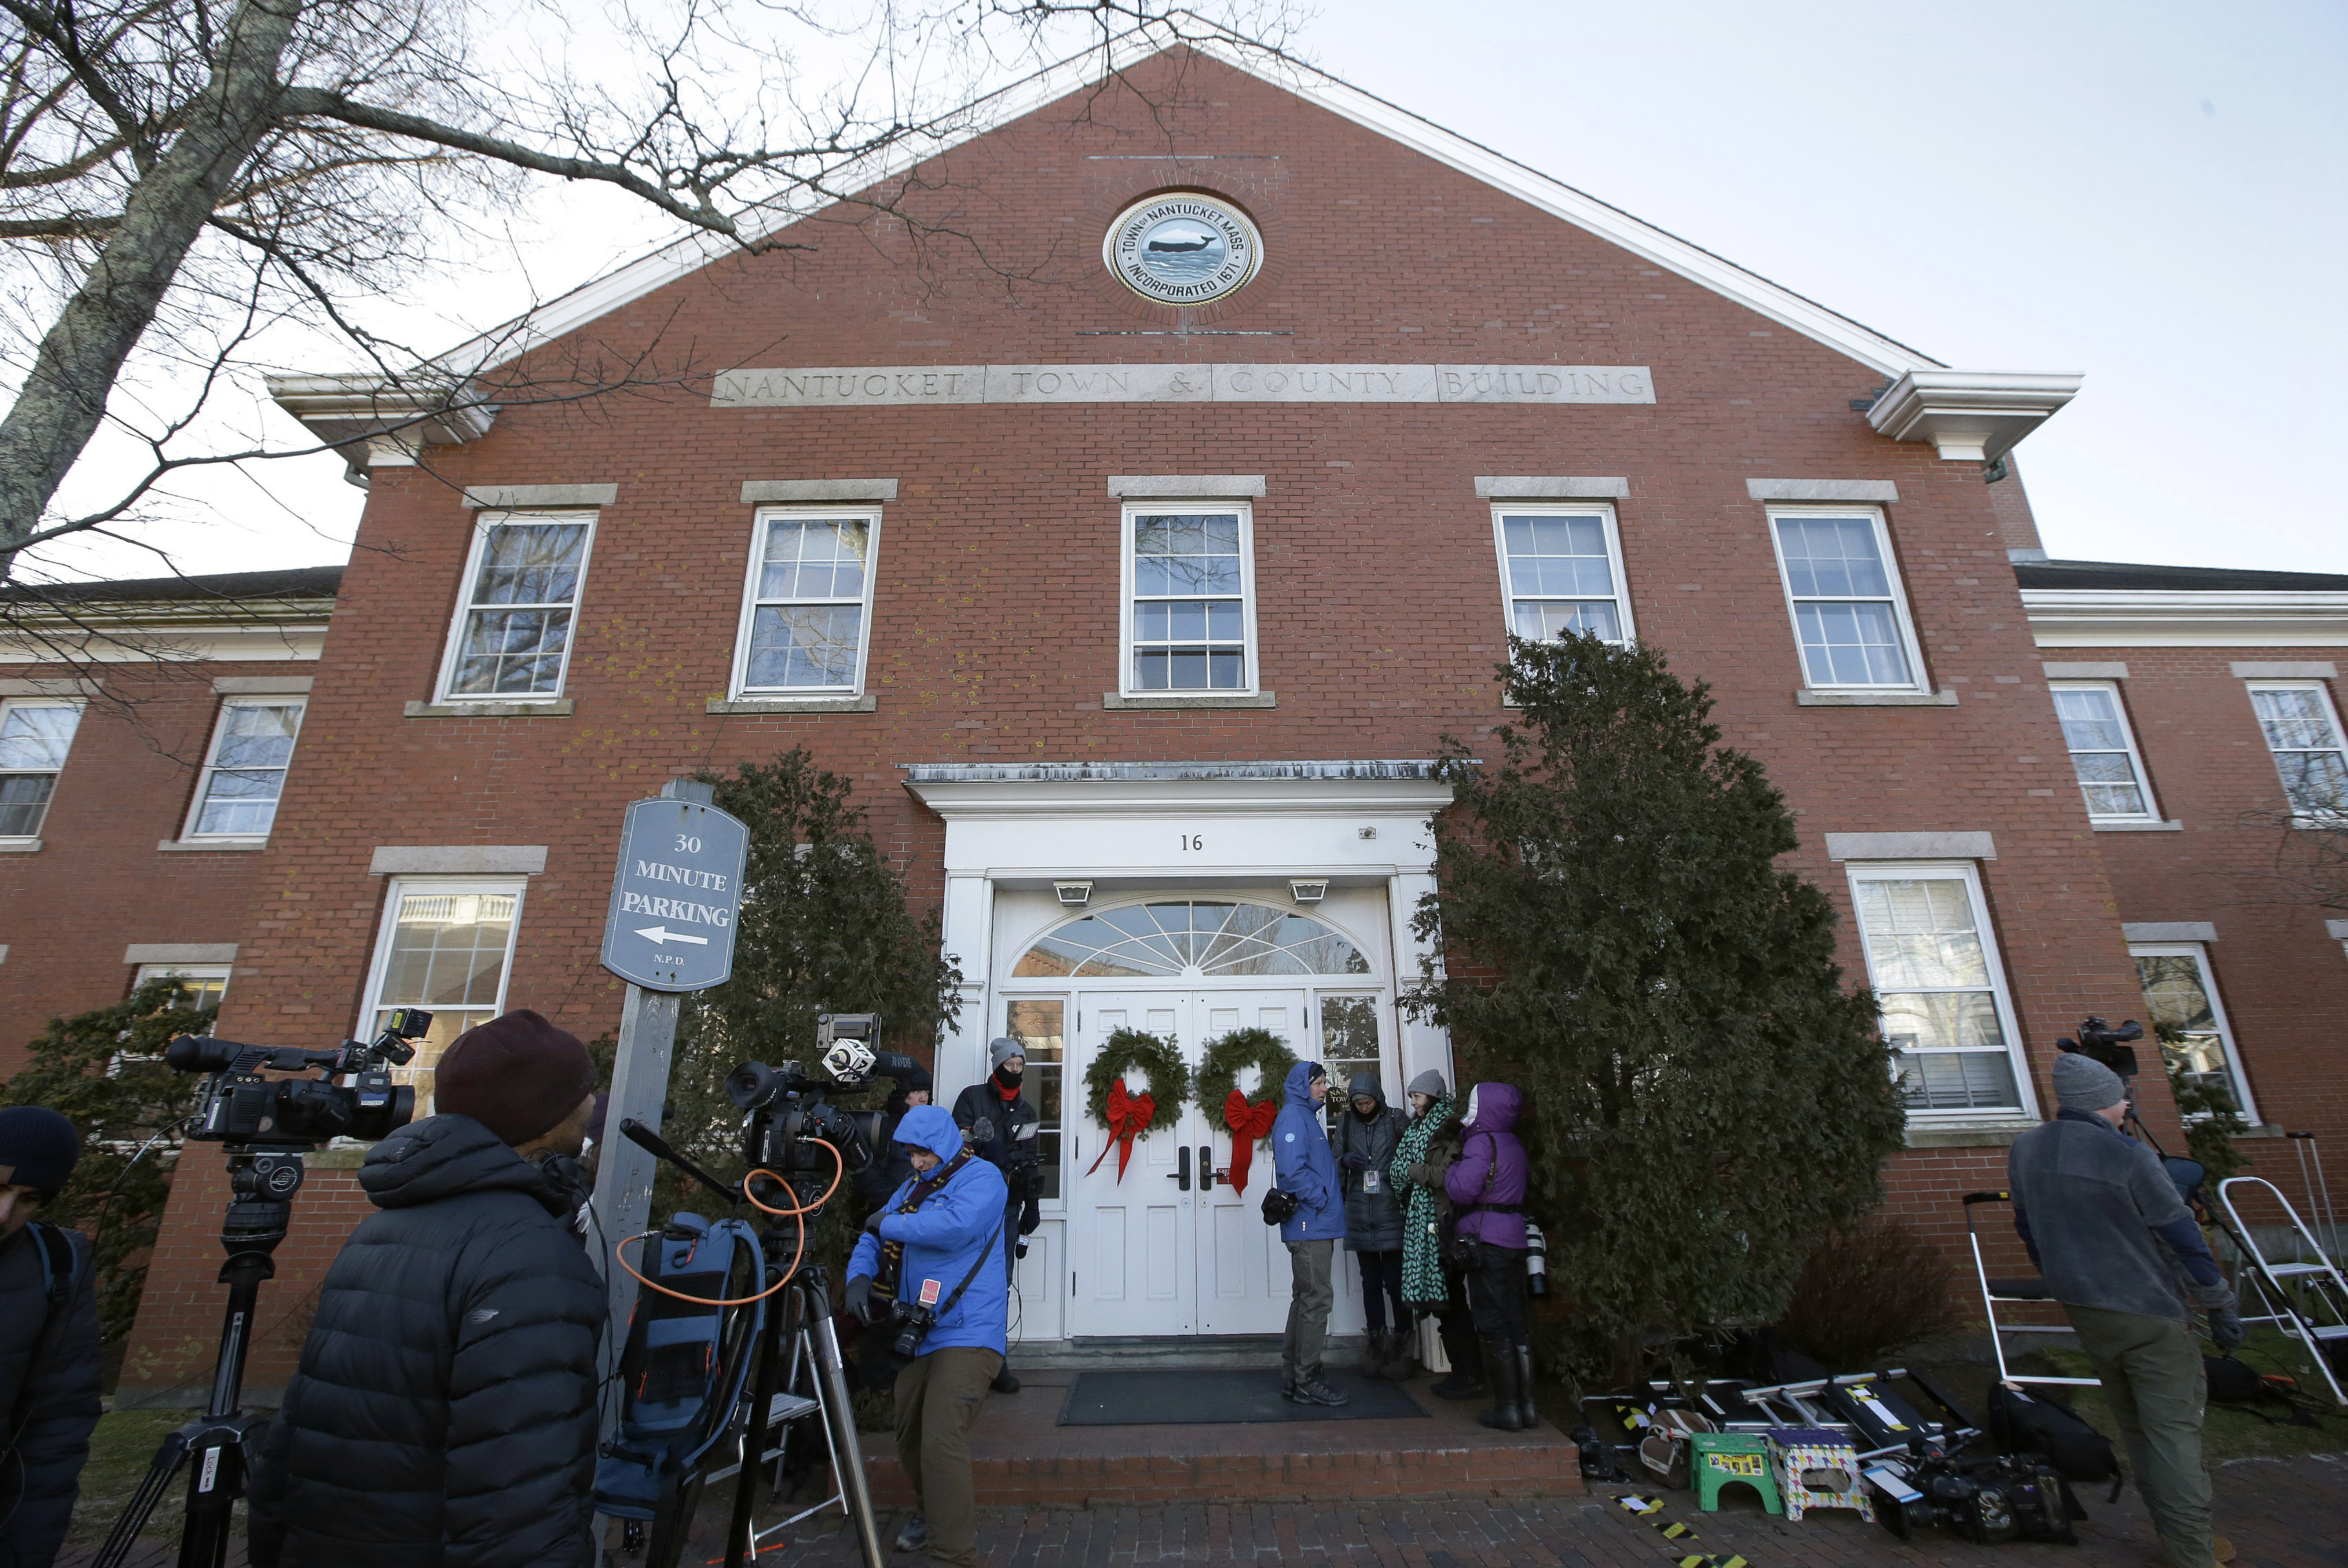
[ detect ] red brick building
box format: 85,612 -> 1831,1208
3,41 -> 2331,1397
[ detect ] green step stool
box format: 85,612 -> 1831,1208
1690,1431 -> 1782,1515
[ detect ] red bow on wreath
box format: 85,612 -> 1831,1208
1221,1090 -> 1281,1195
1085,1078 -> 1156,1182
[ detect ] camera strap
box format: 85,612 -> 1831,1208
928,1215 -> 1007,1322
4,1222 -> 84,1462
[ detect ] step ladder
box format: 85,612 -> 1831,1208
1963,1191 -> 2100,1389
2214,1175 -> 2348,1408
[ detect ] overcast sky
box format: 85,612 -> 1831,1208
32,0 -> 2346,581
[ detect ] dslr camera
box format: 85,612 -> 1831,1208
2056,1014 -> 2145,1079
726,1013 -> 926,1188
168,1009 -> 428,1148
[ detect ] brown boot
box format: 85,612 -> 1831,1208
2151,1536 -> 2236,1566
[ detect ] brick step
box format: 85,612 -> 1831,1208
859,1369 -> 1583,1505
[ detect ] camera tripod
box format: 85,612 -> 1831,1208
92,1144 -> 312,1568
613,1124 -> 887,1568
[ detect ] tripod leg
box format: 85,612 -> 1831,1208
89,1429 -> 192,1568
809,1311 -> 887,1568
724,1284 -> 793,1568
176,1428 -> 248,1568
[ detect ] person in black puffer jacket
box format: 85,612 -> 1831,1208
0,1106 -> 102,1568
1329,1071 -> 1410,1379
248,1011 -> 605,1568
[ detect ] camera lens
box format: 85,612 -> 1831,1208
165,1034 -> 238,1074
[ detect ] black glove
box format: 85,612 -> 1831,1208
862,1207 -> 887,1234
846,1274 -> 878,1324
1338,1151 -> 1371,1172
2188,1278 -> 2246,1350
1019,1197 -> 1041,1236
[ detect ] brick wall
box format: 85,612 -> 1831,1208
110,51 -> 2238,1385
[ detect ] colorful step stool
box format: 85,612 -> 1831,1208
1689,1431 -> 1781,1515
1765,1428 -> 1873,1523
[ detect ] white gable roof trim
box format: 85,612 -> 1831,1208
425,26 -> 1955,382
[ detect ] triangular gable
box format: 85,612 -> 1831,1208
435,26 -> 1943,378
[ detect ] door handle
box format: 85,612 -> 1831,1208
1199,1145 -> 1217,1190
1168,1144 -> 1191,1191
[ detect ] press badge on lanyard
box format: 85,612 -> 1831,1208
1361,1168 -> 1382,1194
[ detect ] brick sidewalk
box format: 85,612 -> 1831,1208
706,1452 -> 2345,1567
63,1452 -> 2345,1567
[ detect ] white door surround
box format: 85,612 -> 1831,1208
902,760 -> 1457,1343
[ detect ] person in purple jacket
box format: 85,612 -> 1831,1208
1444,1082 -> 1534,1430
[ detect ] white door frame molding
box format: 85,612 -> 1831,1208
901,760 -> 1457,1098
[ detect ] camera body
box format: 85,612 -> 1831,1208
727,1013 -> 926,1182
2056,1014 -> 2145,1080
169,1009 -> 427,1148
1871,1454 -> 2074,1545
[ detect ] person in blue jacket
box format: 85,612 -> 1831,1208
845,1104 -> 1009,1567
1271,1059 -> 1349,1406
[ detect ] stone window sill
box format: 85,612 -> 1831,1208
0,838 -> 41,853
1103,691 -> 1277,710
157,838 -> 268,852
707,694 -> 877,714
405,698 -> 575,719
1796,688 -> 1959,708
2093,819 -> 2184,833
1903,1118 -> 2039,1149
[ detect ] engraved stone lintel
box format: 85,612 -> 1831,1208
710,364 -> 1656,409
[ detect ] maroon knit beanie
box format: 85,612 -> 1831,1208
434,1010 -> 596,1146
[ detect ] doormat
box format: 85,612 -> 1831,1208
1056,1369 -> 1428,1425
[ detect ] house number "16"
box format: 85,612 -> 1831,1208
1178,834 -> 1204,851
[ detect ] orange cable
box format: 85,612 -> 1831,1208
743,1140 -> 845,1216
614,1230 -> 792,1307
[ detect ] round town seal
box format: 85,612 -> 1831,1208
1102,193 -> 1263,306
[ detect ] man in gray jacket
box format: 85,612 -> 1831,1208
2009,1052 -> 2242,1568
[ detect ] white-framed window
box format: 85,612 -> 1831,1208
182,697 -> 306,840
729,508 -> 878,695
0,697 -> 83,840
1120,501 -> 1259,695
435,510 -> 597,702
2049,682 -> 2159,822
1003,997 -> 1066,1203
359,878 -> 525,1114
1848,860 -> 2032,1117
2129,943 -> 2257,1125
133,961 -> 232,1011
1767,508 -> 1928,692
2246,681 -> 2348,818
1490,503 -> 1635,645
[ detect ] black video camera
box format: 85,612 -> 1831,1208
726,1013 -> 926,1182
2056,1014 -> 2145,1079
1870,1452 -> 2074,1545
168,1010 -> 428,1147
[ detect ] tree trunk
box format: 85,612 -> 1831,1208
0,0 -> 303,573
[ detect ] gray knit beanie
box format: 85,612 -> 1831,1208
988,1036 -> 1025,1071
1406,1068 -> 1447,1100
2052,1051 -> 2128,1114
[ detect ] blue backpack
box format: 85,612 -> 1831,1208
594,1212 -> 764,1521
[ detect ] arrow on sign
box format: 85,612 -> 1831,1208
635,925 -> 712,947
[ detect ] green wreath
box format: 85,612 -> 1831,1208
1195,1027 -> 1299,1137
1081,1027 -> 1190,1135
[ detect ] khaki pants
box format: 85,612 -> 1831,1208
2064,1304 -> 2215,1568
1283,1239 -> 1335,1382
892,1344 -> 1000,1568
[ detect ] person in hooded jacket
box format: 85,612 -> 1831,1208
1271,1060 -> 1349,1406
846,1104 -> 1010,1568
248,1010 -> 606,1568
1392,1069 -> 1481,1400
1444,1081 -> 1535,1431
0,1105 -> 101,1568
950,1038 -> 1039,1394
1329,1071 -> 1410,1379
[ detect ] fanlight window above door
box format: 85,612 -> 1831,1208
1013,900 -> 1371,979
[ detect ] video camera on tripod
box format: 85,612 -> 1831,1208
2055,1014 -> 2145,1079
170,1007 -> 428,1146
724,1013 -> 926,1202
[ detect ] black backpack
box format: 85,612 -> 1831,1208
1988,1382 -> 2118,1487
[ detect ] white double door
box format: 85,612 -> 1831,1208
1065,989 -> 1317,1337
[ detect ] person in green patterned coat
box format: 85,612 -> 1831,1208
1390,1068 -> 1479,1400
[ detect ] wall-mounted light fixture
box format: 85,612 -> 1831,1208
1290,880 -> 1329,904
1054,881 -> 1094,907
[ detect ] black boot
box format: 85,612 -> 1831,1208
1368,1329 -> 1403,1380
1512,1340 -> 1539,1430
1430,1321 -> 1483,1400
1477,1333 -> 1523,1430
1382,1327 -> 1415,1380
